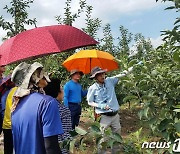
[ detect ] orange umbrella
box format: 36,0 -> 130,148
63,49 -> 119,74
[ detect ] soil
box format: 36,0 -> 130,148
76,107 -> 142,154
120,108 -> 141,137
80,107 -> 141,137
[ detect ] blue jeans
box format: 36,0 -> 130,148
68,103 -> 81,129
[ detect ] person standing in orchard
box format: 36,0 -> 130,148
64,69 -> 87,130
87,62 -> 143,135
11,62 -> 63,154
45,78 -> 72,154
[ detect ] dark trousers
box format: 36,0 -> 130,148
68,103 -> 81,130
3,129 -> 13,154
0,116 -> 3,134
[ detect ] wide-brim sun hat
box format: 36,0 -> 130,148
11,62 -> 51,112
11,62 -> 43,89
69,69 -> 84,77
89,66 -> 107,79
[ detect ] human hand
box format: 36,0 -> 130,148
104,105 -> 110,110
127,67 -> 133,72
98,104 -> 110,110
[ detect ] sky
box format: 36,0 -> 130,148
0,0 -> 177,47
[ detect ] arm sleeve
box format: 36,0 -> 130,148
107,77 -> 119,86
41,99 -> 63,137
114,66 -> 134,78
87,87 -> 98,108
63,84 -> 69,107
44,135 -> 62,154
1,90 -> 10,116
81,89 -> 88,97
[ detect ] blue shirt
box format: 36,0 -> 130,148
0,89 -> 11,118
87,77 -> 119,114
64,80 -> 87,107
12,92 -> 63,154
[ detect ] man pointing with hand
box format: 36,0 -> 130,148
87,61 -> 143,136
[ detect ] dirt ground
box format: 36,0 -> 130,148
120,108 -> 141,137
75,107 -> 142,154
80,107 -> 141,137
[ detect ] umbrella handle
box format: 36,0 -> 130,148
90,58 -> 92,73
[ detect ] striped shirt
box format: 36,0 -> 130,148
57,102 -> 72,154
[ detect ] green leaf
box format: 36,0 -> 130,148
63,139 -> 71,149
91,124 -> 101,133
69,130 -> 78,137
112,133 -> 123,142
69,139 -> 76,153
139,79 -> 148,86
101,141 -> 108,150
165,6 -> 175,10
134,127 -> 142,141
104,128 -> 111,136
128,59 -> 138,67
173,109 -> 180,112
138,107 -> 149,119
96,136 -> 103,145
148,117 -> 157,125
173,50 -> 180,63
151,70 -> 158,76
174,105 -> 180,109
174,17 -> 180,25
158,119 -> 172,131
138,110 -> 144,120
79,137 -> 85,150
161,131 -> 169,140
107,139 -> 115,149
143,107 -> 149,118
174,123 -> 180,133
75,127 -> 87,135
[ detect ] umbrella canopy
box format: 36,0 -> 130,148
0,25 -> 98,65
63,49 -> 119,74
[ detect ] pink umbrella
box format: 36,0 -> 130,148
0,25 -> 98,65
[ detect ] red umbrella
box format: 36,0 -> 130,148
0,25 -> 98,65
